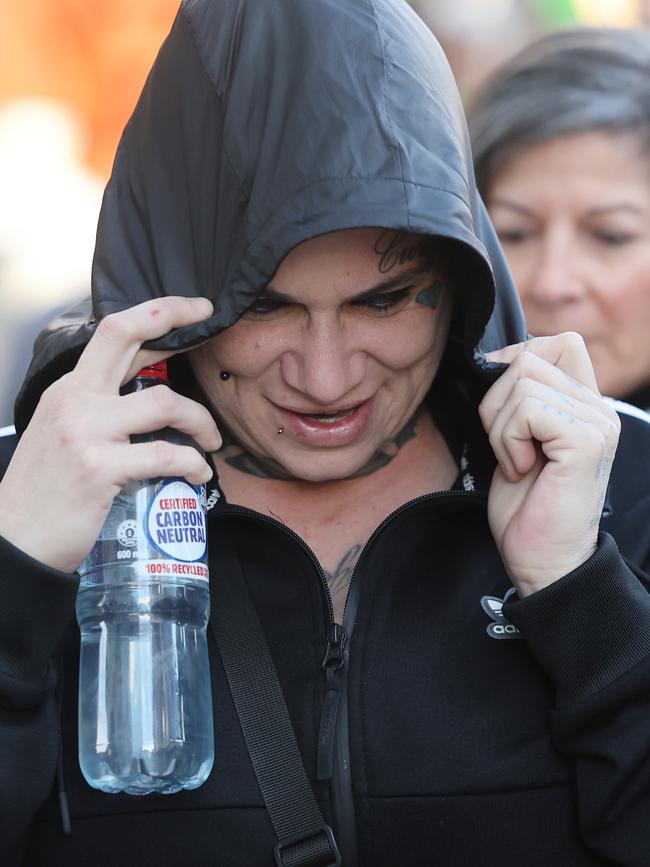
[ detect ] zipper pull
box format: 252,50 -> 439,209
322,623 -> 346,674
317,624 -> 347,781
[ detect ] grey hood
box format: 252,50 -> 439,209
15,0 -> 525,432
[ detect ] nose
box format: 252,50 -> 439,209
523,230 -> 586,306
279,314 -> 366,406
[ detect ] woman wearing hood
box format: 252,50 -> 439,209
0,2 -> 649,865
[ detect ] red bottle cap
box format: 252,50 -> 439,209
136,361 -> 169,382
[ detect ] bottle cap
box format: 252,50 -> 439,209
136,361 -> 169,382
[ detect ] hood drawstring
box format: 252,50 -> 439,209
601,484 -> 613,519
54,656 -> 71,835
57,748 -> 71,835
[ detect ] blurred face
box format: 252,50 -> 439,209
486,130 -> 650,398
190,227 -> 451,482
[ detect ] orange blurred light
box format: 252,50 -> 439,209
0,0 -> 180,179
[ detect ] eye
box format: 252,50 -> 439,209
495,228 -> 534,245
245,295 -> 289,316
351,287 -> 411,314
590,229 -> 636,247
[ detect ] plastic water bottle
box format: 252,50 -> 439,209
75,361 -> 214,795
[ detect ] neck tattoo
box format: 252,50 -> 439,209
216,408 -> 423,481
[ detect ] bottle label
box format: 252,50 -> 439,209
146,479 -> 207,562
140,559 -> 209,580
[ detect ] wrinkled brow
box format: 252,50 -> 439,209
264,267 -> 436,304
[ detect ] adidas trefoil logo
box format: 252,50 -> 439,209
481,588 -> 522,640
205,487 -> 222,511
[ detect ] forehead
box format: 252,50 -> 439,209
491,131 -> 650,202
271,227 -> 439,295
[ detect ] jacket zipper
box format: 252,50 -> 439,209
329,489 -> 487,865
212,489 -> 486,866
318,623 -> 346,780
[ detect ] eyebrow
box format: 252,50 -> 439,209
585,204 -> 644,217
490,197 -> 644,218
264,267 -> 435,305
488,198 -> 535,218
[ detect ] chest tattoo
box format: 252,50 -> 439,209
324,543 -> 362,601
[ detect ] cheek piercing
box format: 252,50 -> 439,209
219,370 -> 231,381
276,426 -> 284,434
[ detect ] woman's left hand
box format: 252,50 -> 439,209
479,332 -> 621,598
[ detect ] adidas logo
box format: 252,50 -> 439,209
205,487 -> 222,511
480,588 -> 522,640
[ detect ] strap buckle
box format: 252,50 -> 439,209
273,823 -> 342,867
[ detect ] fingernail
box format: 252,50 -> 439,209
191,297 -> 214,315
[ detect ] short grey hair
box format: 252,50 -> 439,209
469,27 -> 650,196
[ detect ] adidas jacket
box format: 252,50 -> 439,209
2,397 -> 650,866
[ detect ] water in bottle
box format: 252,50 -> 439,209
75,362 -> 214,795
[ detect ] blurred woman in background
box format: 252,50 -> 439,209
470,28 -> 650,411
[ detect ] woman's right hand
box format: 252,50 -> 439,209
0,296 -> 222,573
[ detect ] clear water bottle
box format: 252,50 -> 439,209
75,361 -> 214,795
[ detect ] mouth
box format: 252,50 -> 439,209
275,397 -> 375,447
298,408 -> 357,424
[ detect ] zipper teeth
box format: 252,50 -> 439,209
211,489 -> 486,624
341,488 -> 485,616
214,487 -> 486,867
210,502 -> 336,622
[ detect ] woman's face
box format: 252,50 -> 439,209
486,130 -> 650,398
190,227 -> 451,482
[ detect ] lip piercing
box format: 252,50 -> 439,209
276,426 -> 284,434
219,370 -> 231,381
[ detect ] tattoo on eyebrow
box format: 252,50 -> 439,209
374,229 -> 436,274
217,408 -> 423,480
324,544 -> 362,600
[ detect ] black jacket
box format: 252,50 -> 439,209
2,1 -> 650,865
2,405 -> 650,867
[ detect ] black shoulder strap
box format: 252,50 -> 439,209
211,564 -> 342,867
